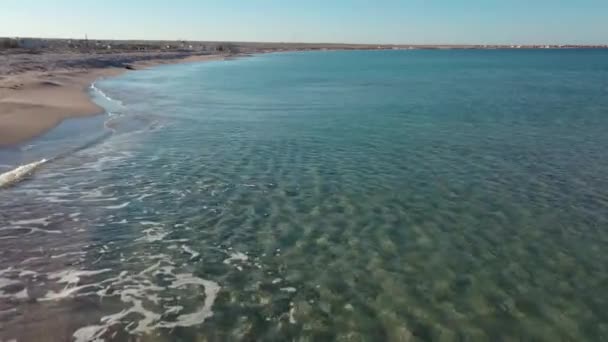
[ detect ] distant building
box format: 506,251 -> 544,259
17,38 -> 47,49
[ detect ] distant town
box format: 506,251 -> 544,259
2,37 -> 607,54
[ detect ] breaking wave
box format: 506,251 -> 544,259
90,81 -> 124,107
0,159 -> 47,189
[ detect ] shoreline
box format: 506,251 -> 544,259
0,53 -> 228,147
3,46 -> 602,148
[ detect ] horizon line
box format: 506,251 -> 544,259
2,35 -> 607,48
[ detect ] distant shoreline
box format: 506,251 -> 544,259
3,37 -> 607,51
1,42 -> 607,147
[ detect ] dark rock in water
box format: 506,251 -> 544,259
125,65 -> 136,70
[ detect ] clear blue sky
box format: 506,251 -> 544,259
2,0 -> 607,45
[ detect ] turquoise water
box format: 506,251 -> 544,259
1,50 -> 608,341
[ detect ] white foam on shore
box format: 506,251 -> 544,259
80,189 -> 116,200
50,251 -> 86,259
138,227 -> 168,242
13,288 -> 28,299
139,221 -> 161,226
223,251 -> 249,271
73,324 -> 108,342
20,256 -> 45,264
27,227 -> 62,235
42,268 -> 112,301
9,216 -> 52,227
0,159 -> 47,189
104,201 -> 130,210
289,303 -> 297,324
181,245 -> 200,260
46,269 -> 113,284
159,274 -> 220,328
44,196 -> 72,203
91,82 -> 124,107
0,277 -> 28,300
72,256 -> 221,340
18,270 -> 38,277
223,252 -> 248,264
136,193 -> 154,201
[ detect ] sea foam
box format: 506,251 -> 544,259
0,159 -> 47,189
91,82 -> 124,107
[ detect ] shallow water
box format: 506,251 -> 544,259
1,50 -> 608,341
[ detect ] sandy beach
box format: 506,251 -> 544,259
0,52 -> 225,147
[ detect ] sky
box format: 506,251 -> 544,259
1,0 -> 607,45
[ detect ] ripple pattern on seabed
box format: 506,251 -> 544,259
1,50 -> 608,341
0,129 -> 311,341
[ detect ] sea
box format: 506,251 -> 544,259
0,49 -> 607,341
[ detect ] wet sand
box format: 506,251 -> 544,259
0,54 -> 225,147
